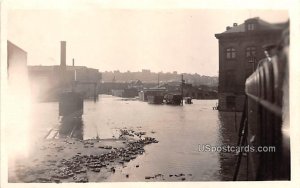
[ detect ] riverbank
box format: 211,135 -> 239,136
8,129 -> 158,183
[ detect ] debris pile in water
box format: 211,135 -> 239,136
48,129 -> 158,183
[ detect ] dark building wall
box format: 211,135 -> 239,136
215,18 -> 285,111
218,31 -> 282,94
182,84 -> 217,99
123,88 -> 138,98
99,82 -> 129,94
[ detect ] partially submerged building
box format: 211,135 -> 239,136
28,65 -> 102,101
215,17 -> 286,111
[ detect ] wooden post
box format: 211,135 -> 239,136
181,74 -> 184,105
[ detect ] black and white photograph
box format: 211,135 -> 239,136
1,0 -> 299,187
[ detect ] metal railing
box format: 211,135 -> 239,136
240,28 -> 290,180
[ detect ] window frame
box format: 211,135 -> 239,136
246,46 -> 257,58
247,23 -> 255,31
225,47 -> 237,59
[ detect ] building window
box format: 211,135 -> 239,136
247,23 -> 255,31
246,47 -> 256,57
226,48 -> 236,59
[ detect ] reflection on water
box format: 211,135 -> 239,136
12,95 -> 242,181
216,112 -> 246,181
59,116 -> 84,140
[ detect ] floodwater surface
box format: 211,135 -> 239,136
8,95 -> 242,181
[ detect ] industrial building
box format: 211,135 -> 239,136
28,65 -> 102,101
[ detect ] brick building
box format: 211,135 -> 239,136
215,17 -> 286,111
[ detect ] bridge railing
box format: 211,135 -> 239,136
244,27 -> 289,180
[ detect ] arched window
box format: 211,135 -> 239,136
226,48 -> 236,59
246,47 -> 256,57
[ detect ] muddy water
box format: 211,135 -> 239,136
10,95 -> 243,181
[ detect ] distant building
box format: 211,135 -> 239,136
215,17 -> 286,111
111,88 -> 138,98
28,65 -> 102,101
111,89 -> 124,97
99,82 -> 129,95
123,88 -> 138,98
138,88 -> 166,102
142,69 -> 151,74
183,84 -> 217,99
128,80 -> 143,90
101,70 -> 218,86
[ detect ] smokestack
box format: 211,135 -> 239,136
72,58 -> 75,66
60,41 -> 66,67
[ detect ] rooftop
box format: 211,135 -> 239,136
28,65 -> 98,71
220,17 -> 287,34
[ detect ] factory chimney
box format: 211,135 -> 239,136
60,41 -> 66,68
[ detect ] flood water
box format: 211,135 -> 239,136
9,95 -> 242,181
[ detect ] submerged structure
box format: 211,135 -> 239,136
215,17 -> 286,111
58,41 -> 83,117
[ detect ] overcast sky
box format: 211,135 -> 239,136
7,8 -> 288,76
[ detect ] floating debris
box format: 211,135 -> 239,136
104,146 -> 112,149
75,177 -> 88,183
53,179 -> 60,183
111,167 -> 115,173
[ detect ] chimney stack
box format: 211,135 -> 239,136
72,58 -> 75,66
60,41 -> 66,68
